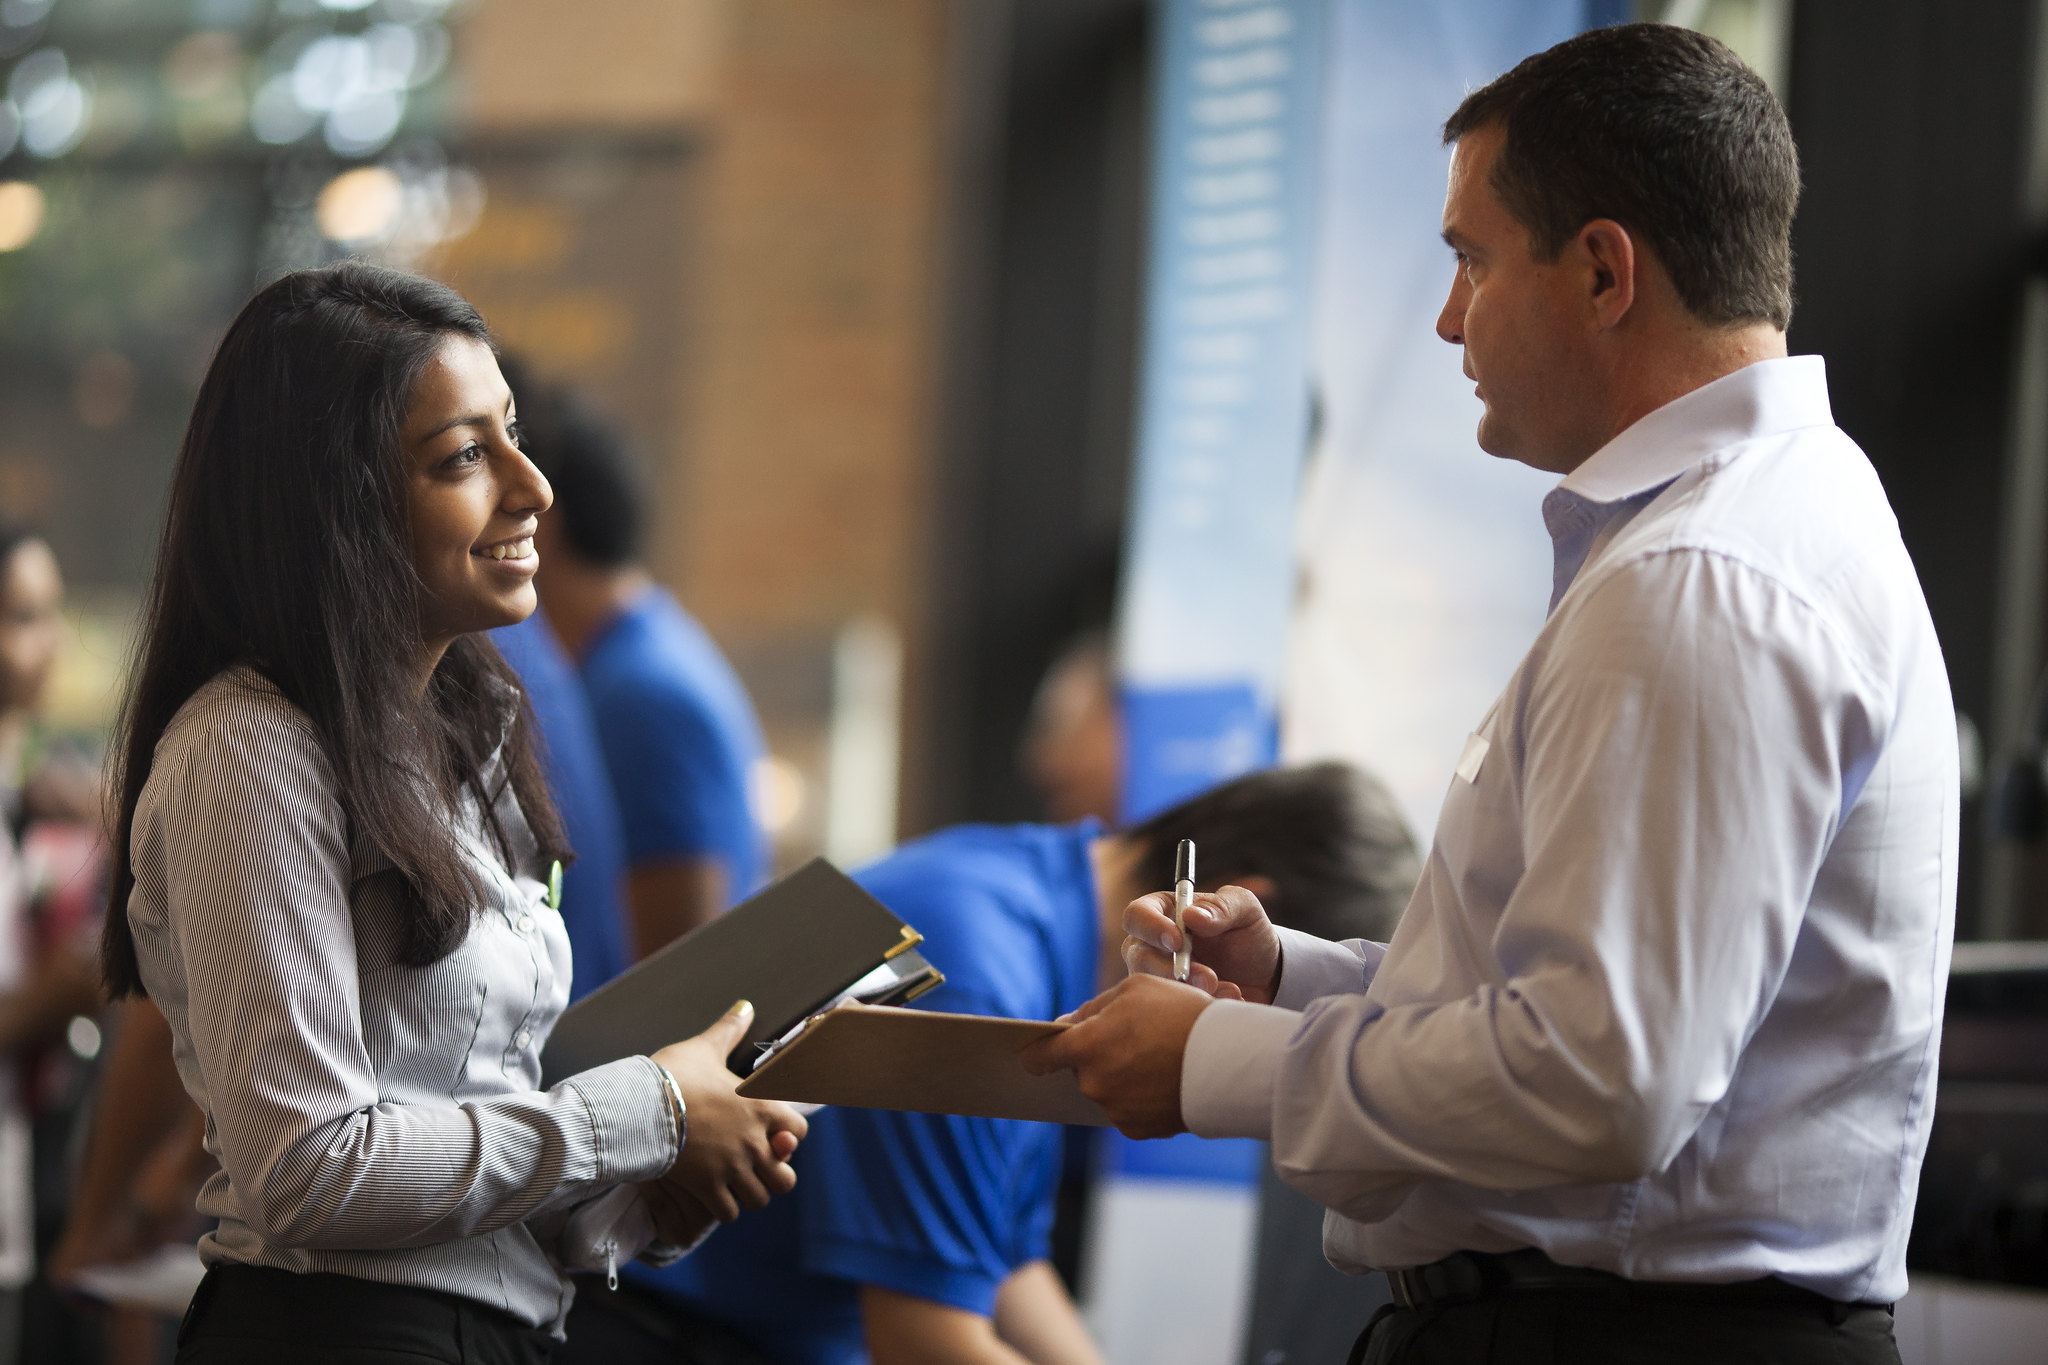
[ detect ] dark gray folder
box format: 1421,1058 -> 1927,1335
540,857 -> 939,1083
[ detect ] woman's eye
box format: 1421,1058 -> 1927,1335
507,421 -> 524,450
442,443 -> 485,471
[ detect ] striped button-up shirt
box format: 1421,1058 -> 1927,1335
128,668 -> 678,1332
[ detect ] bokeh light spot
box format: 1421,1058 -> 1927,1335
753,755 -> 807,834
0,179 -> 45,250
316,164 -> 403,243
163,30 -> 242,101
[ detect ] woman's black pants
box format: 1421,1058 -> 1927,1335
176,1264 -> 554,1365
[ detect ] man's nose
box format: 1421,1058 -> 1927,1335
1436,280 -> 1465,345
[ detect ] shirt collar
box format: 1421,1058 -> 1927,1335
1557,354 -> 1834,504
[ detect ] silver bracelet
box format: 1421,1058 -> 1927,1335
656,1064 -> 688,1151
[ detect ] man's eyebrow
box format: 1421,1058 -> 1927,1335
1442,228 -> 1472,251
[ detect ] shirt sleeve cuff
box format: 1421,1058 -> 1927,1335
1181,999 -> 1298,1141
561,1056 -> 679,1185
1271,926 -> 1383,1011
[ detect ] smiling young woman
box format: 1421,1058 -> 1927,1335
100,263 -> 806,1365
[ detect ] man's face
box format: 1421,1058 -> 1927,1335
1436,123 -> 1591,474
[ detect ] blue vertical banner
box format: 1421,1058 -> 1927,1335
1116,0 -> 1329,822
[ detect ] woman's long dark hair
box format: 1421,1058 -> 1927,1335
102,262 -> 569,997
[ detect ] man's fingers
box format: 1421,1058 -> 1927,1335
1123,891 -> 1181,953
761,1160 -> 798,1196
1123,935 -> 1178,979
1185,884 -> 1269,935
769,1130 -> 800,1162
1020,1027 -> 1081,1077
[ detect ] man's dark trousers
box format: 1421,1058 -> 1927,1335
1353,1285 -> 1901,1364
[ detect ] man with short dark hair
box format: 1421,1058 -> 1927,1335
1028,25 -> 1953,1364
521,382 -> 770,953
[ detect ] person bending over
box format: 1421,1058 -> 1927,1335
559,762 -> 1418,1365
520,379 -> 769,954
100,262 -> 806,1364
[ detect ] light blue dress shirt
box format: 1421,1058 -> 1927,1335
1184,356 -> 1958,1305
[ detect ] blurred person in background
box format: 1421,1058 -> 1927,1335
491,613 -> 633,999
559,763 -> 1416,1365
98,262 -> 807,1363
1020,630 -> 1122,827
521,381 -> 769,955
0,523 -> 110,1364
48,998 -> 212,1365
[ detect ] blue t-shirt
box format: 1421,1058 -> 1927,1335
637,821 -> 1103,1365
579,587 -> 768,903
491,614 -> 631,999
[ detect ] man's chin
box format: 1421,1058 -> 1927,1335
1474,411 -> 1516,461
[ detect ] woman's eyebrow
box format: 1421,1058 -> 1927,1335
418,412 -> 493,441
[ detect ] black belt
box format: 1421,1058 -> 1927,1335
1385,1250 -> 1892,1323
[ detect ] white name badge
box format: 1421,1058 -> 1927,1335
1455,732 -> 1490,784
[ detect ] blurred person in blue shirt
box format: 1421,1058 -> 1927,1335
518,378 -> 770,956
558,763 -> 1419,1365
490,611 -> 632,997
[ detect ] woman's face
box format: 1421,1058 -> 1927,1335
0,538 -> 62,714
403,335 -> 552,661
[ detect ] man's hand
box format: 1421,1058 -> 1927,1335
1122,884 -> 1282,1004
649,1000 -> 809,1222
1019,974 -> 1215,1138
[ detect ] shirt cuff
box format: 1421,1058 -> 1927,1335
561,1056 -> 679,1185
1271,926 -> 1382,1011
1181,999 -> 1298,1141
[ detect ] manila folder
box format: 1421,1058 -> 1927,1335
738,1004 -> 1111,1126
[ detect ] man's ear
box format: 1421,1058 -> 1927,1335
1577,218 -> 1637,329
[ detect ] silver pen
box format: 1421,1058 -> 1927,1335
1173,839 -> 1195,984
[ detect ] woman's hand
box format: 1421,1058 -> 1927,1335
634,1178 -> 717,1250
1121,884 -> 1284,1004
648,1000 -> 809,1223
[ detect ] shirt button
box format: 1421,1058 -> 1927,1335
516,916 -> 534,934
515,1030 -> 532,1049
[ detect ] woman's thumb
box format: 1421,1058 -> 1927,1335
701,998 -> 756,1051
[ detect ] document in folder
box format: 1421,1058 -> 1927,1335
737,1003 -> 1111,1126
540,858 -> 943,1084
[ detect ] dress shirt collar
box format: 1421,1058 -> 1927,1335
1539,356 -> 1833,612
1558,354 -> 1834,504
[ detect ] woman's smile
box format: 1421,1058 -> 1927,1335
472,532 -> 538,568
